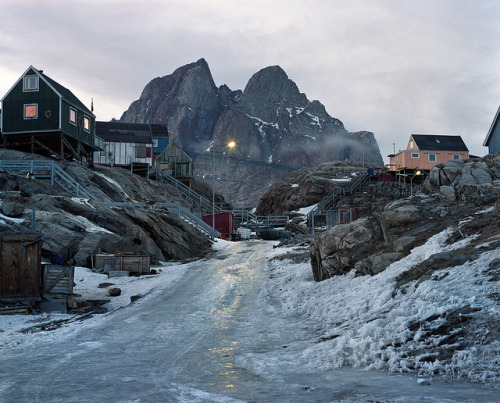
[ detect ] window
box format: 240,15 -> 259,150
153,139 -> 159,148
409,140 -> 414,149
69,108 -> 77,125
83,116 -> 90,132
428,153 -> 437,162
135,146 -> 147,158
411,152 -> 420,158
453,154 -> 461,160
23,75 -> 39,92
24,104 -> 38,119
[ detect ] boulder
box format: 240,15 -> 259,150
439,186 -> 456,205
0,201 -> 24,217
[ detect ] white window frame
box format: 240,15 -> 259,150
409,140 -> 414,149
23,75 -> 39,92
411,152 -> 420,158
153,139 -> 159,148
69,108 -> 77,125
83,116 -> 90,132
24,103 -> 38,119
452,154 -> 461,160
428,153 -> 437,162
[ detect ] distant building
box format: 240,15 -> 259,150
388,134 -> 469,173
0,65 -> 96,163
484,106 -> 500,155
155,143 -> 193,186
94,121 -> 168,168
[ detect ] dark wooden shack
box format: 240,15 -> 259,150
0,232 -> 43,301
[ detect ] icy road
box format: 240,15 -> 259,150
1,241 -> 498,402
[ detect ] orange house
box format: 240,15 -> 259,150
388,134 -> 469,172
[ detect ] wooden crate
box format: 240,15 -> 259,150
93,254 -> 150,274
43,265 -> 75,295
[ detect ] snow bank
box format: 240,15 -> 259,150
265,227 -> 500,382
0,261 -> 190,349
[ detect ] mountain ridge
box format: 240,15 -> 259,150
120,59 -> 384,206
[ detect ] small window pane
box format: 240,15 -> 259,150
23,75 -> 39,92
24,104 -> 38,119
136,146 -> 147,158
428,154 -> 436,162
453,154 -> 460,160
84,116 -> 90,132
70,109 -> 77,124
411,153 -> 419,158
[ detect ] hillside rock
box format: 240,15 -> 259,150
310,154 -> 500,281
120,59 -> 384,206
256,161 -> 369,216
0,150 -> 212,266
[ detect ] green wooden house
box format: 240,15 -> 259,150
0,66 -> 97,163
155,143 -> 193,186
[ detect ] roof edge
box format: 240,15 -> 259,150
483,105 -> 500,147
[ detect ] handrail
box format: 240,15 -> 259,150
0,159 -> 96,200
104,201 -> 221,238
232,209 -> 290,229
156,170 -> 222,215
306,172 -> 369,227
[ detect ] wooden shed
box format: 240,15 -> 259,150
0,232 -> 43,300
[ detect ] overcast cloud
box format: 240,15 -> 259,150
1,0 -> 499,161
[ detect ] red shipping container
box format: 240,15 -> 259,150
202,212 -> 233,237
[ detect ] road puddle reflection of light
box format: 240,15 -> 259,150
207,343 -> 240,391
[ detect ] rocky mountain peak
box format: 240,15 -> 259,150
239,65 -> 308,123
119,60 -> 384,207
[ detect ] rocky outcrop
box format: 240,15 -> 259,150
256,161 -> 369,216
0,150 -> 212,266
423,154 -> 500,203
120,59 -> 384,206
310,154 -> 500,281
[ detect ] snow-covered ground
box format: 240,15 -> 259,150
264,227 -> 500,383
0,240 -> 235,346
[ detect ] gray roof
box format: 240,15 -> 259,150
412,134 -> 468,152
96,121 -> 156,144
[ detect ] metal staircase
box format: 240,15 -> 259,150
306,172 -> 369,232
156,170 -> 222,215
103,202 -> 221,238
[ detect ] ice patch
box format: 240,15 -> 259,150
0,213 -> 24,224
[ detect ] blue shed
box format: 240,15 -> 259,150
484,106 -> 500,155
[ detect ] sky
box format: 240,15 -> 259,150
0,0 -> 499,162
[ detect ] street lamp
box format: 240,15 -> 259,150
410,170 -> 421,196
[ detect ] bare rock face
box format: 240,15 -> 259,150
0,150 -> 212,266
423,154 -> 500,203
310,154 -> 500,281
256,161 -> 369,216
120,59 -> 384,207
